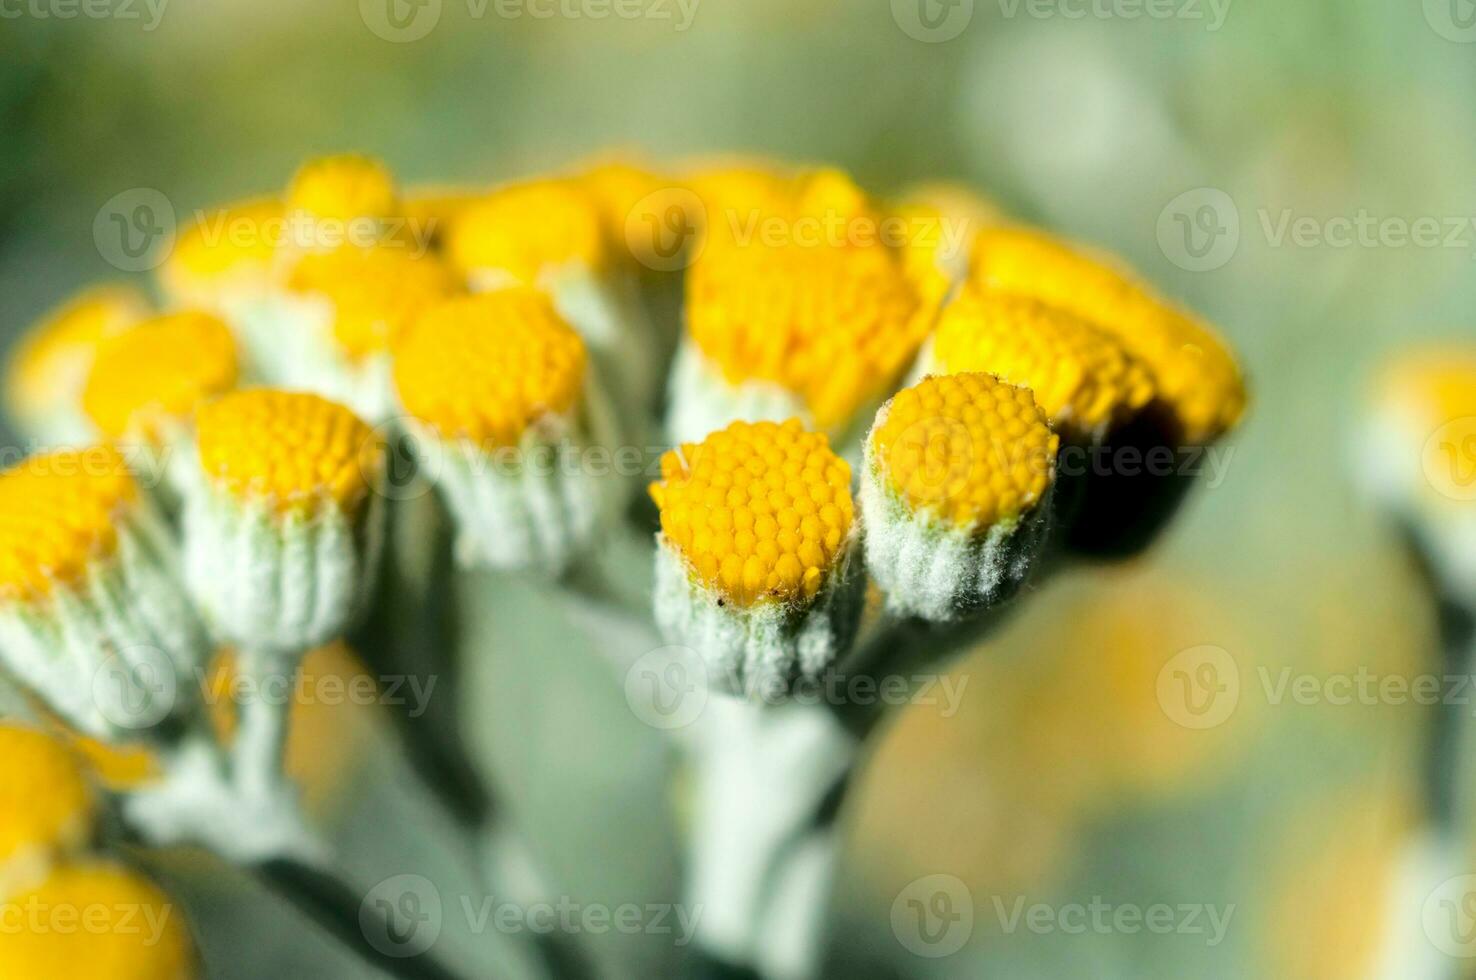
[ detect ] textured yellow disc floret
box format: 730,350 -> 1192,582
686,239 -> 928,431
872,373 -> 1058,530
970,226 -> 1245,442
6,284 -> 148,425
0,447 -> 137,603
285,154 -> 398,221
81,312 -> 239,443
0,724 -> 94,865
287,246 -> 459,360
0,861 -> 197,980
932,288 -> 1154,439
159,198 -> 281,302
391,290 -> 588,449
446,180 -> 608,285
649,418 -> 855,607
195,390 -> 380,516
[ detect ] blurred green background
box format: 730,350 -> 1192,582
1,1 -> 1472,977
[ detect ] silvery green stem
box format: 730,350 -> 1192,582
686,697 -> 857,977
123,730 -> 325,865
233,647 -> 299,805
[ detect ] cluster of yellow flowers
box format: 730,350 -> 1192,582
0,149 -> 1252,974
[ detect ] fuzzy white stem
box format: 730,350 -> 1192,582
233,648 -> 298,803
124,731 -> 326,865
686,697 -> 857,973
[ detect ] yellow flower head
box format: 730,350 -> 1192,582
870,373 -> 1058,530
932,287 -> 1154,441
1370,346 -> 1476,507
680,158 -> 795,218
0,724 -> 94,868
81,312 -> 240,444
446,179 -> 608,285
158,198 -> 282,306
194,390 -> 381,518
5,284 -> 149,430
0,861 -> 198,980
890,182 -> 1004,306
970,226 -> 1246,443
576,159 -> 693,269
287,246 -> 459,360
650,418 -> 855,607
284,153 -> 399,223
695,165 -> 877,253
0,447 -> 138,604
391,289 -> 588,449
685,236 -> 928,431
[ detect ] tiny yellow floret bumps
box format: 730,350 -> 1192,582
81,312 -> 240,442
932,288 -> 1153,440
969,226 -> 1245,443
0,861 -> 197,980
651,419 -> 855,607
288,246 -> 459,360
447,179 -> 608,285
195,390 -> 380,516
685,239 -> 928,431
285,154 -> 398,222
0,447 -> 137,603
392,289 -> 588,448
0,724 -> 95,866
872,373 -> 1058,530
